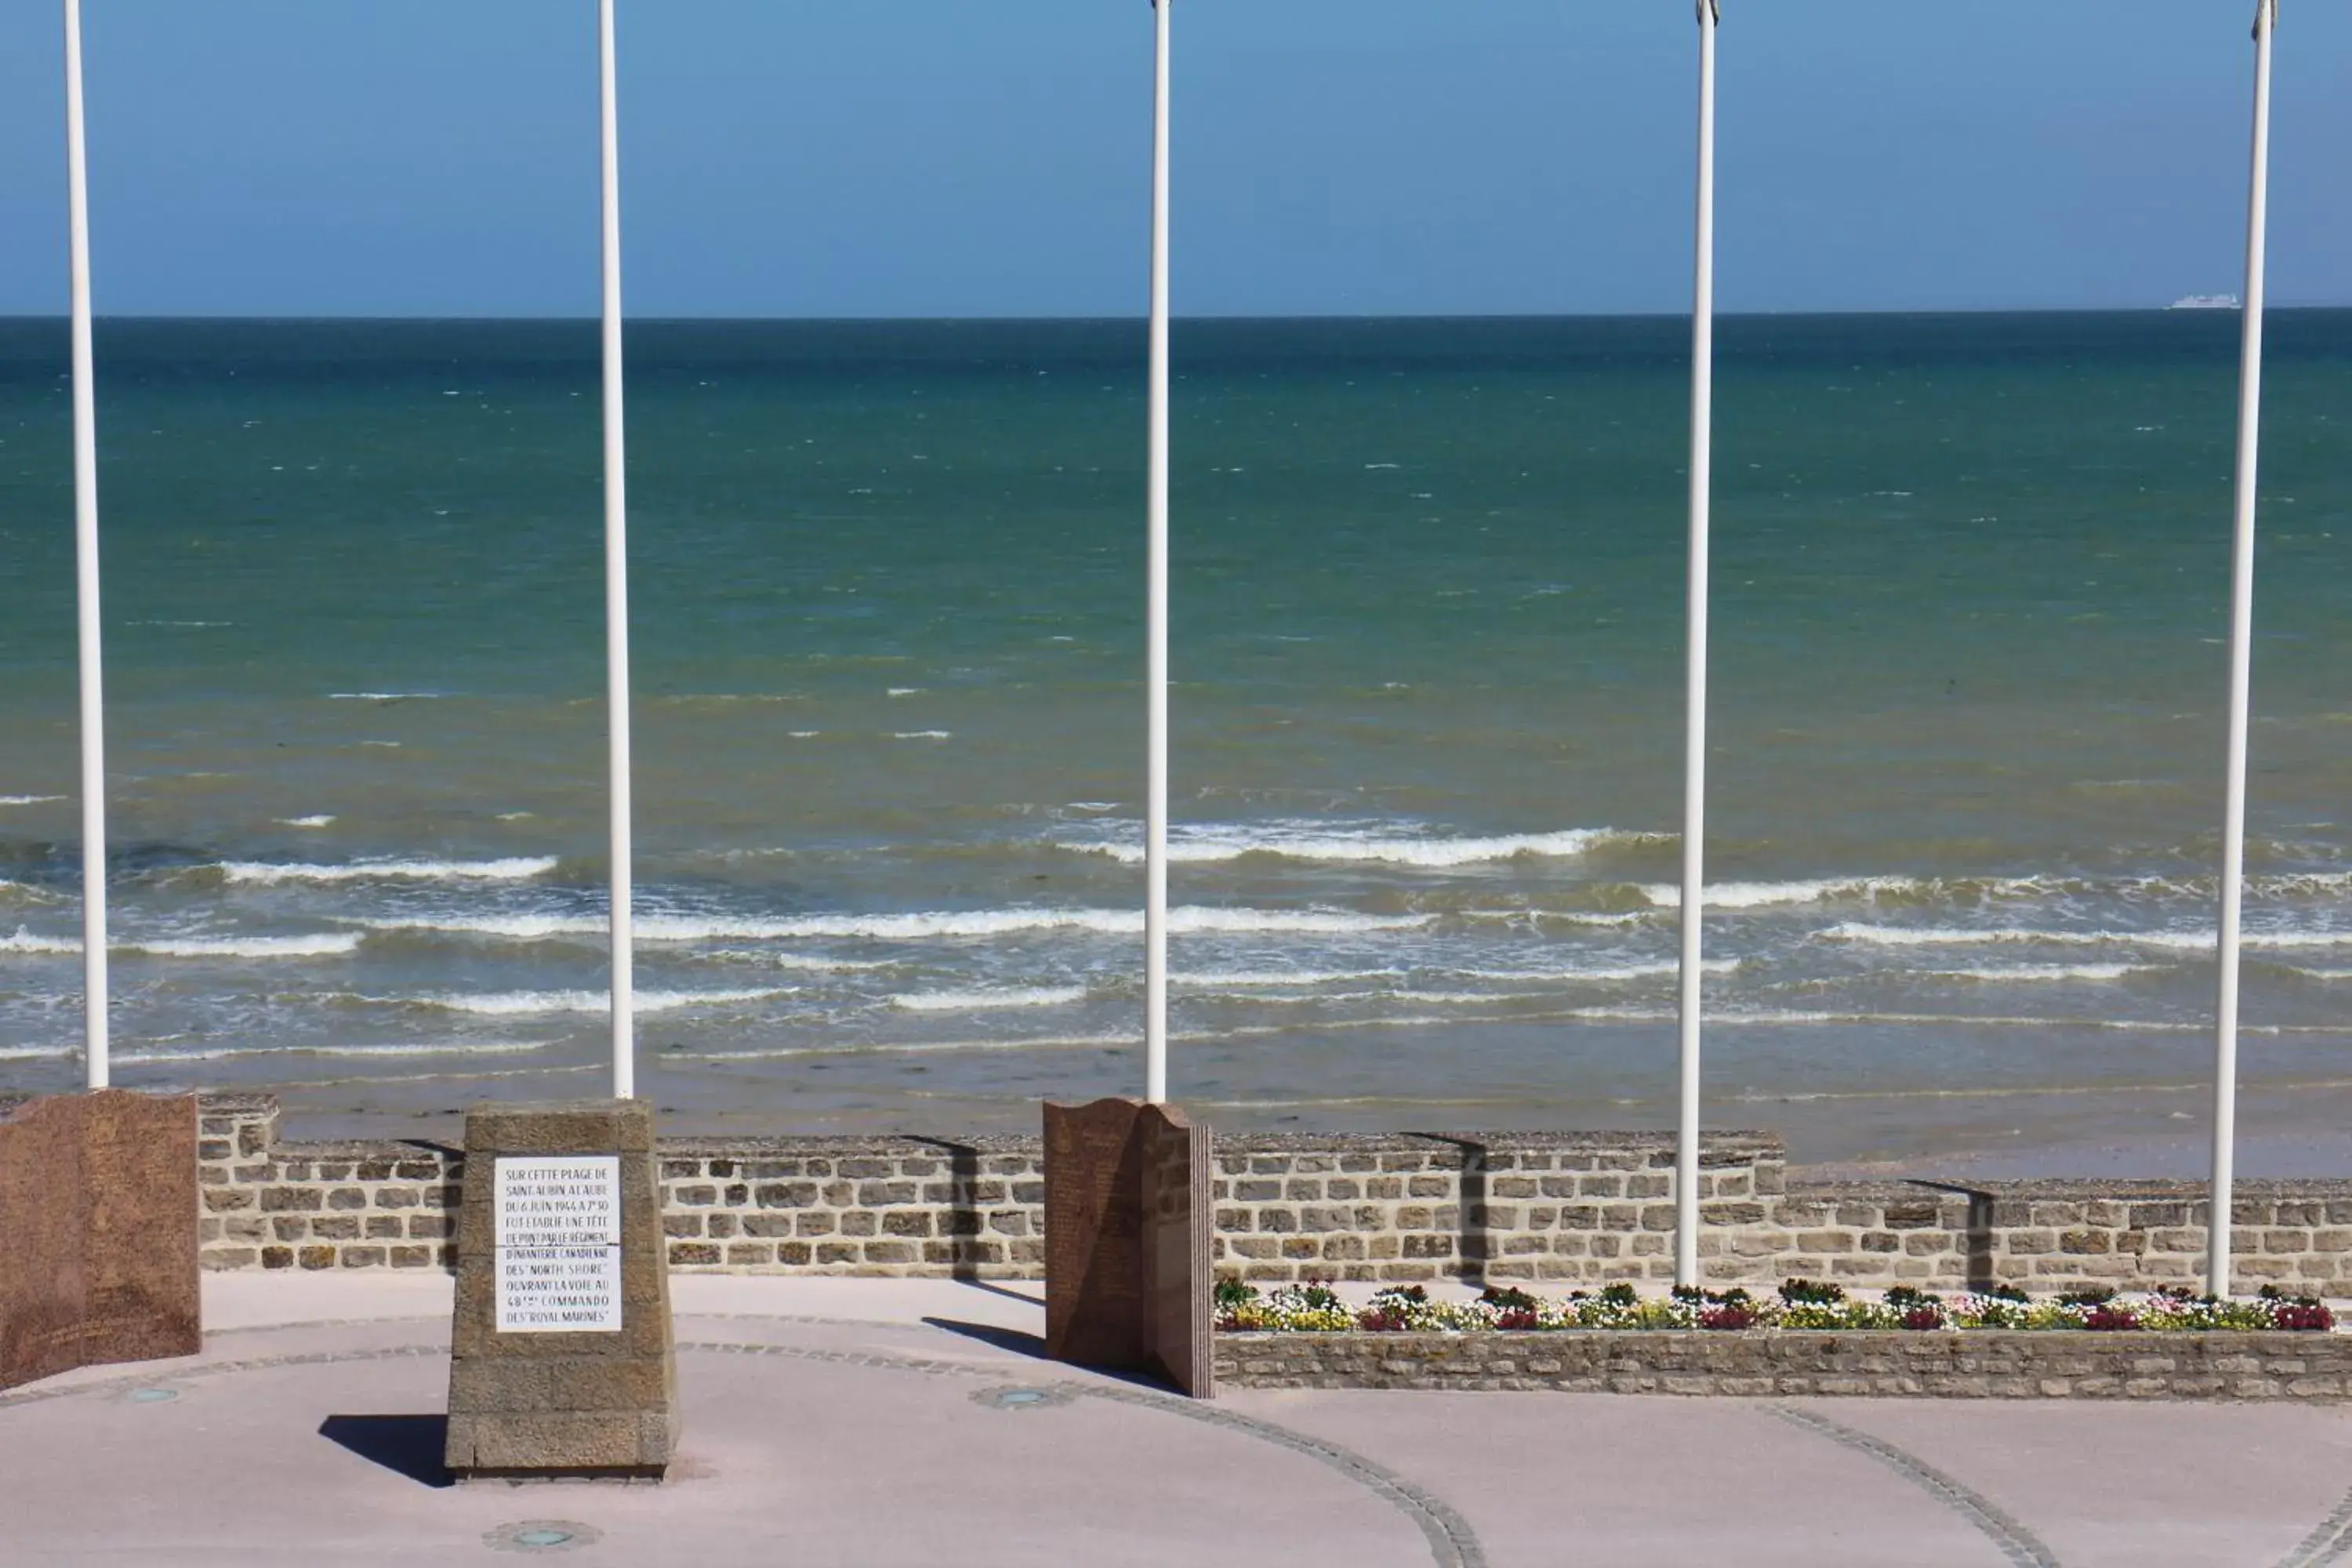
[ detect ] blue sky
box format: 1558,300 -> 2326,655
0,1 -> 2342,318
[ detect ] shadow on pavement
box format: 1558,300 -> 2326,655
921,1318 -> 1183,1395
320,1414 -> 452,1488
922,1317 -> 1049,1359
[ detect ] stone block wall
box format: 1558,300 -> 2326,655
197,1097 -> 457,1272
1210,1131 -> 1780,1285
188,1095 -> 2351,1294
1214,1330 -> 2352,1399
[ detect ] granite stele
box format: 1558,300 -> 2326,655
444,1101 -> 679,1479
0,1091 -> 200,1392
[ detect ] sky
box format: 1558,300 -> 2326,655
0,1 -> 2341,319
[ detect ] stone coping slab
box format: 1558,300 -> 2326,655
1214,1329 -> 2352,1399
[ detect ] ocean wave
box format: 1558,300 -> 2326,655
220,855 -> 560,885
134,934 -> 365,959
1173,968 -> 1399,988
1821,922 -> 2352,952
891,731 -> 952,740
355,906 -> 1432,944
0,928 -> 77,955
694,1032 -> 1136,1062
2,931 -> 365,960
1639,874 -> 2063,909
1916,961 -> 2163,982
1436,959 -> 1738,982
407,986 -> 796,1017
114,1039 -> 554,1065
1453,909 -> 1655,928
0,1044 -> 69,1060
0,795 -> 65,807
1062,824 -> 1650,869
279,815 -> 337,829
888,985 -> 1089,1012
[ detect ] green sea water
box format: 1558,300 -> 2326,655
0,312 -> 2347,1163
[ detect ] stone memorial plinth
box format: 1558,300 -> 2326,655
444,1101 -> 677,1480
0,1091 -> 199,1392
1042,1097 -> 1212,1398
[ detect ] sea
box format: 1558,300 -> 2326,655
1,312 -> 2348,1167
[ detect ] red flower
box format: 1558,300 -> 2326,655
1495,1308 -> 1538,1331
1700,1304 -> 1757,1331
2082,1304 -> 2140,1331
1902,1305 -> 1944,1331
1358,1307 -> 1409,1333
2274,1304 -> 2334,1332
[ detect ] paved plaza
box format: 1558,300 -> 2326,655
1,1274 -> 2347,1566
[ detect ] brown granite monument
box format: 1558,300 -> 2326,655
0,1091 -> 200,1392
444,1100 -> 677,1479
1042,1097 -> 1212,1398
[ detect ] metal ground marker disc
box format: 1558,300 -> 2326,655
121,1387 -> 179,1405
484,1520 -> 601,1553
972,1385 -> 1074,1411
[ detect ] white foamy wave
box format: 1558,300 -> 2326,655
1438,959 -> 1739,982
1065,824 -> 1646,869
1,928 -> 78,955
695,1033 -> 1137,1062
222,856 -> 559,885
892,731 -> 951,740
5,931 -> 364,960
279,815 -> 337,829
0,795 -> 65,807
0,1044 -> 69,1060
888,985 -> 1089,1013
761,951 -> 900,974
354,905 -> 1430,946
352,913 -> 604,942
1641,875 -> 2054,909
1174,968 -> 1398,988
328,691 -> 445,701
132,934 -> 364,960
413,986 -> 795,1017
680,907 -> 1430,941
1454,909 -> 1654,928
114,1039 -> 554,1065
1918,961 -> 2161,982
1822,922 -> 2352,952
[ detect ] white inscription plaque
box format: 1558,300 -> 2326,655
495,1155 -> 623,1334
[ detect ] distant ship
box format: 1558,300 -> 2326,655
2166,293 -> 2241,310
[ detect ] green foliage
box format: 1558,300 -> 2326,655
1778,1277 -> 1844,1305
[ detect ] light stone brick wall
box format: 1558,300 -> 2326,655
191,1095 -> 2351,1294
1215,1330 -> 2352,1399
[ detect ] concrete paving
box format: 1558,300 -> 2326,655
0,1276 -> 2346,1566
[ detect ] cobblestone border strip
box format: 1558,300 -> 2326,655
2278,1482 -> 2352,1568
0,1345 -> 445,1411
1076,1378 -> 1486,1568
1768,1404 -> 2060,1568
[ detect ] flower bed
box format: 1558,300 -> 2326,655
1215,1277 -> 2337,1335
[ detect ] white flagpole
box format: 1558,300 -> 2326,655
1144,0 -> 1172,1105
2209,0 -> 2276,1300
599,0 -> 636,1101
1675,0 -> 1719,1290
64,0 -> 108,1092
